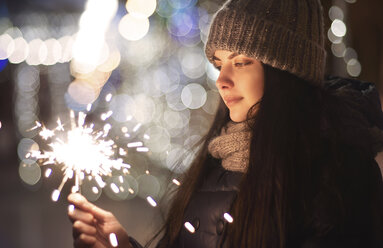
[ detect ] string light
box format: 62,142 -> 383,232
328,2 -> 362,77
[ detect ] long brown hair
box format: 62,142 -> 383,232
227,65 -> 325,247
153,64 -> 343,248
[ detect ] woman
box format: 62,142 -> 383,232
68,0 -> 383,247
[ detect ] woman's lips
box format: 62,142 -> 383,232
223,96 -> 243,106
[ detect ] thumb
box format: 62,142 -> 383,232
67,193 -> 112,221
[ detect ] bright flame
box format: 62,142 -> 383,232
30,111 -> 132,201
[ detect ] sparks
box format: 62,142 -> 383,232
110,183 -> 119,193
184,222 -> 195,233
146,196 -> 157,207
68,204 -> 75,213
133,123 -> 141,132
109,233 -> 118,247
105,93 -> 113,102
137,147 -> 149,152
30,110 -> 130,201
223,213 -> 234,223
172,179 -> 181,186
127,141 -> 143,148
86,103 -> 92,112
45,168 -> 52,178
92,186 -> 99,194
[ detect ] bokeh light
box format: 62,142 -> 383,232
43,38 -> 62,65
166,85 -> 188,111
98,50 -> 121,72
167,11 -> 193,37
8,37 -> 29,64
347,58 -> 362,77
80,177 -> 102,202
156,0 -> 174,18
331,19 -> 347,37
0,33 -> 15,60
331,42 -> 346,58
132,94 -> 155,124
26,39 -> 47,65
144,125 -> 171,153
5,27 -> 22,39
104,175 -> 134,201
58,35 -> 74,63
110,94 -> 137,123
17,138 -> 39,161
67,79 -> 100,105
136,174 -> 160,199
180,47 -> 206,79
181,83 -> 207,109
327,28 -> 342,44
168,0 -> 196,10
202,90 -> 220,115
126,0 -> 157,18
118,14 -> 150,41
328,6 -> 344,21
72,0 -> 117,74
343,47 -> 358,63
19,159 -> 41,185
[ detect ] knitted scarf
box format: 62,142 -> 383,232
208,121 -> 252,172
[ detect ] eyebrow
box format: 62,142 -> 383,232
212,52 -> 239,61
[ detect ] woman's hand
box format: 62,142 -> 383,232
67,193 -> 132,248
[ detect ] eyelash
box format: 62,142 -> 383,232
213,61 -> 252,71
235,61 -> 252,67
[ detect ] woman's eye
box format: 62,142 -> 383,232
235,61 -> 252,67
214,65 -> 221,71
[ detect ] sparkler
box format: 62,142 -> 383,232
28,109 -> 149,202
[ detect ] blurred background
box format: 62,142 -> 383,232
0,0 -> 382,247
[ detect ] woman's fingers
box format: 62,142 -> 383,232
68,193 -> 94,211
88,203 -> 113,222
68,207 -> 95,225
73,233 -> 97,248
73,220 -> 97,236
68,193 -> 111,222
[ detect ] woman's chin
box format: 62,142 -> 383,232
229,112 -> 247,123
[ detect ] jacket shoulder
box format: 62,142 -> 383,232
322,76 -> 383,157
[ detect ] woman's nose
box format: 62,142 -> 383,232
215,67 -> 233,90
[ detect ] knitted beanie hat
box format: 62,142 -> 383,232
205,0 -> 326,83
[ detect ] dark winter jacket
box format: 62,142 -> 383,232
129,77 -> 383,248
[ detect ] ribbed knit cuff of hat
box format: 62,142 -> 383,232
208,121 -> 251,173
205,6 -> 326,84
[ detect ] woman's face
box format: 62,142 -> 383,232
213,50 -> 264,122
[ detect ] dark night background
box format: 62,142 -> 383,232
0,0 -> 382,247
